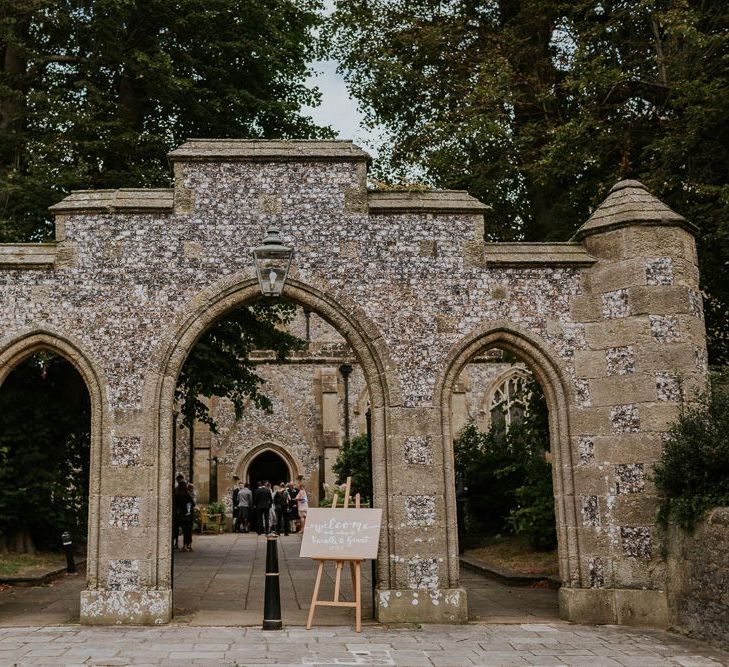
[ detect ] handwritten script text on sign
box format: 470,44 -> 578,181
299,508 -> 382,560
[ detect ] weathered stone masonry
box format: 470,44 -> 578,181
0,140 -> 706,627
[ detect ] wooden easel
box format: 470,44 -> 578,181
306,477 -> 363,632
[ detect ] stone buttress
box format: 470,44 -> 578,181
563,180 -> 707,625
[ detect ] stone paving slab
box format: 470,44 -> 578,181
0,534 -> 558,628
0,622 -> 727,666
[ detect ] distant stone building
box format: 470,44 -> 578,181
179,308 -> 521,509
0,139 -> 706,627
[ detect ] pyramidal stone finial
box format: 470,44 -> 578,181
571,179 -> 692,241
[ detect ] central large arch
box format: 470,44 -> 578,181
149,275 -> 396,596
436,320 -> 581,596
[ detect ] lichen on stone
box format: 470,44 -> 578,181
404,436 -> 433,465
655,372 -> 681,402
578,436 -> 595,465
588,556 -> 605,588
111,436 -> 141,467
620,526 -> 652,558
108,559 -> 140,591
581,495 -> 600,527
407,557 -> 439,590
602,289 -> 629,319
605,346 -> 635,376
650,315 -> 680,343
109,496 -> 141,529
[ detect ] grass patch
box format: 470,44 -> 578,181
0,553 -> 65,578
464,535 -> 559,577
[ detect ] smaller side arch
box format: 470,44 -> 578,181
436,320 -> 581,591
0,328 -> 108,588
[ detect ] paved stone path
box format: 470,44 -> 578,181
0,622 -> 728,666
0,534 -> 726,665
173,533 -> 373,626
0,533 -> 559,626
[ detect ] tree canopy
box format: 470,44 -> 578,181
0,353 -> 90,552
330,0 -> 729,364
176,300 -> 306,431
1,0 -> 329,241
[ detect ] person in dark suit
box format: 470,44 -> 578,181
253,480 -> 272,535
232,475 -> 242,533
174,476 -> 195,551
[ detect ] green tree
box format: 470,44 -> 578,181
0,353 -> 90,552
330,0 -> 729,364
332,434 -> 372,503
176,300 -> 306,431
653,371 -> 729,531
1,0 -> 329,241
454,377 -> 556,549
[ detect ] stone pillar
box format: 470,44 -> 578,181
563,180 -> 706,627
374,406 -> 468,623
450,377 -> 469,439
80,408 -> 172,625
319,367 -> 340,488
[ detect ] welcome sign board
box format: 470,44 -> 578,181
299,508 -> 382,560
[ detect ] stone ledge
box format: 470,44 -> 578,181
49,189 -> 174,215
459,554 -> 561,589
168,139 -> 370,162
375,587 -> 468,624
559,587 -> 669,627
368,190 -> 488,215
80,588 -> 171,625
0,243 -> 57,268
484,243 -> 597,266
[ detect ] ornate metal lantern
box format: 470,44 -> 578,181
252,227 -> 293,297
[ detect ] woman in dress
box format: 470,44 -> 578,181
296,483 -> 309,531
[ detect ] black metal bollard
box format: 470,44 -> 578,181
262,534 -> 282,630
61,531 -> 76,574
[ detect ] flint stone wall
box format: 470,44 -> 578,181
667,508 -> 729,650
0,140 -> 707,627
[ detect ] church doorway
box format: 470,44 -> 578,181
247,449 -> 291,486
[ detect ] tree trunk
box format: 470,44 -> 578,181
4,528 -> 37,554
0,36 -> 28,214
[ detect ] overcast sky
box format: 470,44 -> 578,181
301,59 -> 381,157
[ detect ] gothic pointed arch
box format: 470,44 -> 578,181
150,274 -> 398,591
0,328 -> 107,587
437,320 -> 580,592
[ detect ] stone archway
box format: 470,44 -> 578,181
234,442 -> 301,484
0,329 -> 107,592
150,275 -> 396,613
436,321 -> 580,595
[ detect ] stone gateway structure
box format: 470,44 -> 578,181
0,140 -> 707,627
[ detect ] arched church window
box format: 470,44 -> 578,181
488,368 -> 530,431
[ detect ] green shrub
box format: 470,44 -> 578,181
508,453 -> 557,551
206,500 -> 227,517
332,434 -> 372,504
654,372 -> 729,531
0,353 -> 90,552
454,378 -> 556,549
454,423 -> 528,535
